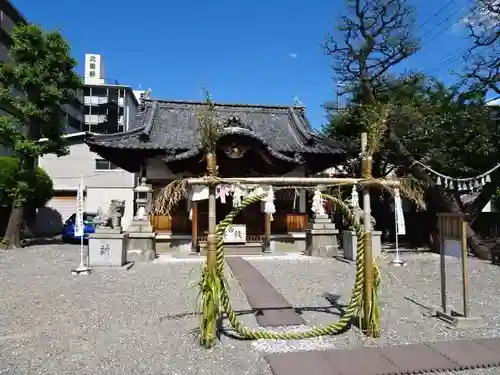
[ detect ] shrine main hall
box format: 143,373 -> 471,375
85,98 -> 345,254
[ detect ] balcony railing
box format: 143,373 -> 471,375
84,96 -> 109,105
84,114 -> 107,124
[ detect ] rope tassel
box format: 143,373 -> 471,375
264,186 -> 276,220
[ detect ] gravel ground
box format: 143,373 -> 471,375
2,245 -> 499,375
0,244 -> 269,375
248,252 -> 500,374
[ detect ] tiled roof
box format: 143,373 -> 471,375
85,99 -> 345,159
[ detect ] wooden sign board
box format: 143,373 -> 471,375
438,213 -> 466,258
433,212 -> 482,328
224,224 -> 246,244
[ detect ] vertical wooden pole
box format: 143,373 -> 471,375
360,132 -> 373,332
461,215 -> 469,317
439,215 -> 447,312
264,213 -> 271,252
191,201 -> 198,253
206,153 -> 217,270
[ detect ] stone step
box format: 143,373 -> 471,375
199,242 -> 264,256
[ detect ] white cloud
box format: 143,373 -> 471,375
289,53 -> 298,58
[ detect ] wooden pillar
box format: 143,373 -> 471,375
361,132 -> 374,335
299,189 -> 306,213
206,153 -> 217,270
191,201 -> 198,253
264,213 -> 272,252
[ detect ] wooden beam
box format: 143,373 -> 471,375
185,177 -> 400,187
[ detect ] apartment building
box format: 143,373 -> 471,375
82,54 -> 139,133
0,0 -> 84,142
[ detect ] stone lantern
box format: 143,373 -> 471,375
127,177 -> 156,262
134,177 -> 151,220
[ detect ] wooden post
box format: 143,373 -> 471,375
206,153 -> 217,270
361,132 -> 374,334
264,213 -> 271,252
461,216 -> 469,317
191,201 -> 198,253
439,215 -> 447,312
434,213 -> 483,328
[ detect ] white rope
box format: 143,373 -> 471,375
413,160 -> 500,182
412,160 -> 499,191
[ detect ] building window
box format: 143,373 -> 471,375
119,89 -> 125,98
95,159 -> 119,170
92,87 -> 108,97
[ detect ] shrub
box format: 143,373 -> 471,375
0,156 -> 53,210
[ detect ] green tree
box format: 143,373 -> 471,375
325,73 -> 498,257
322,0 -> 498,258
0,24 -> 81,248
0,156 -> 53,210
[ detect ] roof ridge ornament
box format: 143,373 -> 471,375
224,115 -> 251,130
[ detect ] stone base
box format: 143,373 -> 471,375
94,227 -> 123,235
88,232 -> 129,267
90,262 -> 135,272
305,216 -> 339,257
200,242 -> 263,255
342,230 -> 382,261
127,219 -> 154,233
127,232 -> 156,262
155,235 -> 193,254
155,233 -> 308,256
424,305 -> 485,329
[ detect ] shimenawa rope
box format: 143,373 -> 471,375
212,192 -> 378,340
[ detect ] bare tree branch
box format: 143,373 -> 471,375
322,0 -> 419,101
463,0 -> 500,94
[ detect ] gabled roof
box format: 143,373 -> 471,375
85,99 -> 345,161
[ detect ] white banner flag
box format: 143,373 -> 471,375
74,175 -> 84,237
394,188 -> 406,235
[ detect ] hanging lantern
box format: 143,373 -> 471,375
436,176 -> 442,186
447,180 -> 453,190
481,177 -> 486,186
474,179 -> 480,188
485,174 -> 491,183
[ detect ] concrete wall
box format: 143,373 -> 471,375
38,141 -> 136,229
86,187 -> 134,230
39,142 -> 136,190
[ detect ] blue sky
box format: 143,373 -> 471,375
12,0 -> 472,129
